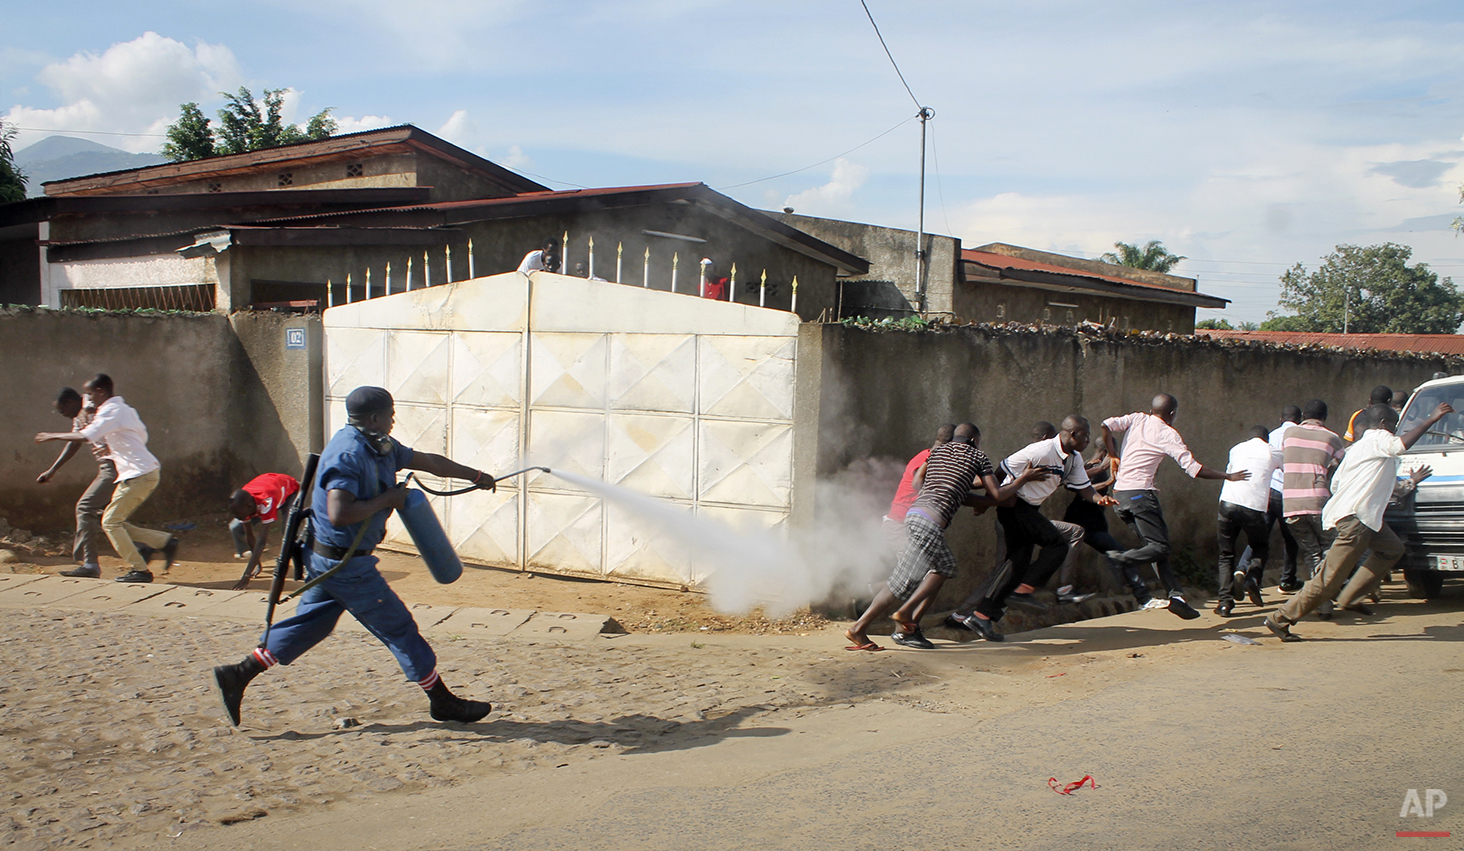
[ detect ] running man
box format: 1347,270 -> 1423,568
1097,394 -> 1249,619
1280,399 -> 1346,614
1214,426 -> 1282,617
1265,401 -> 1451,641
844,423 -> 1042,651
36,387 -> 116,578
34,374 -> 178,582
212,386 -> 497,726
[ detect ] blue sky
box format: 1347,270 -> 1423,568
5,0 -> 1464,323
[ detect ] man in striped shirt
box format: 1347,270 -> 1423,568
1281,399 -> 1346,613
844,423 -> 1043,651
1098,394 -> 1249,619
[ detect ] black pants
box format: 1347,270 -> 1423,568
1216,501 -> 1269,605
1266,489 -> 1301,585
1063,495 -> 1149,602
1112,490 -> 1182,599
975,501 -> 1071,621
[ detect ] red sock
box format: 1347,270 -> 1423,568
418,670 -> 440,691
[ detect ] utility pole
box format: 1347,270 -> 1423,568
915,106 -> 933,316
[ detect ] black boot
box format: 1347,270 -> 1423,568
213,653 -> 266,727
426,680 -> 492,723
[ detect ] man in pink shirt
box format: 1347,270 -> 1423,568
881,424 -> 955,558
1097,394 -> 1248,619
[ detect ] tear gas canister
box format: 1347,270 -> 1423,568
398,489 -> 463,584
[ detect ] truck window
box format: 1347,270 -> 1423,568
1399,385 -> 1464,449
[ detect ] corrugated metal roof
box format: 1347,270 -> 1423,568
1197,329 -> 1464,355
962,248 -> 1228,308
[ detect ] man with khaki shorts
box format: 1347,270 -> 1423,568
35,374 -> 178,582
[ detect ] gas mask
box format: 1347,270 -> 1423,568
352,425 -> 396,457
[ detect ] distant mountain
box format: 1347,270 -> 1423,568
14,136 -> 166,197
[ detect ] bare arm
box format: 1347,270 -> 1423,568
403,452 -> 496,491
1401,403 -> 1455,450
910,463 -> 928,496
1099,425 -> 1118,462
35,432 -> 90,444
37,442 -> 83,483
1076,484 -> 1118,506
1196,464 -> 1248,482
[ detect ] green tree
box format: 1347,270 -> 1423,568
1273,243 -> 1464,334
1259,314 -> 1309,331
1100,240 -> 1186,273
0,119 -> 27,203
162,102 -> 215,162
162,87 -> 336,162
1196,318 -> 1233,330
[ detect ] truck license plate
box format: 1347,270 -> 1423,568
1437,555 -> 1464,571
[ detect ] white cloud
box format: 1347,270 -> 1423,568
436,109 -> 476,147
4,32 -> 241,153
503,144 -> 532,170
782,158 -> 868,216
335,114 -> 395,135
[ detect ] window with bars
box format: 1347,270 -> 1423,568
346,163 -> 363,177
60,284 -> 216,312
278,173 -> 293,187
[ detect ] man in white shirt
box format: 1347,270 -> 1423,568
35,387 -> 116,578
1265,401 -> 1451,642
1097,394 -> 1248,619
34,374 -> 178,583
1214,426 -> 1283,617
516,237 -> 560,275
950,416 -> 1117,640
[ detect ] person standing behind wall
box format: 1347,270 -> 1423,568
35,387 -> 115,578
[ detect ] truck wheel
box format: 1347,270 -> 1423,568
1404,568 -> 1445,599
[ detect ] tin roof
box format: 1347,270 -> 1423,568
961,248 -> 1228,308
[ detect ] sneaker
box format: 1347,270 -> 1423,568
115,570 -> 154,584
943,613 -> 974,632
949,613 -> 1004,642
1279,580 -> 1303,593
1245,578 -> 1265,607
1167,596 -> 1201,620
891,626 -> 936,650
1141,597 -> 1170,611
1057,590 -> 1097,604
60,564 -> 101,578
213,664 -> 252,727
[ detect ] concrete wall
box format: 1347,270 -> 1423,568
0,309 -> 320,532
955,278 -> 1197,334
811,323 -> 1458,609
774,213 -> 961,320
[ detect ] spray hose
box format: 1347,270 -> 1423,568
410,466 -> 551,496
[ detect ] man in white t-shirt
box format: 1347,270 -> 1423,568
516,238 -> 560,275
1214,426 -> 1282,617
1266,406 -> 1303,591
1265,401 -> 1451,642
34,374 -> 178,583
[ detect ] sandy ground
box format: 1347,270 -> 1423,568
2,514 -> 1462,849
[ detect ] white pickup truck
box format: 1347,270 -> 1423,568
1385,375 -> 1464,599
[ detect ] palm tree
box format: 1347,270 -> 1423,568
1100,240 -> 1185,273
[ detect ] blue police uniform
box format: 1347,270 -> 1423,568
258,426 -> 436,682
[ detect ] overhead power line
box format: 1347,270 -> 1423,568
13,126 -> 167,138
717,115 -> 917,191
860,0 -> 922,109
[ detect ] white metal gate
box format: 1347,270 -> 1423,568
323,271 -> 799,588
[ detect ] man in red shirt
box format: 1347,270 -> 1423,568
229,473 -> 300,587
700,259 -> 729,301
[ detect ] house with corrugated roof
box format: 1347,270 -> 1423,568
0,125 -> 867,314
